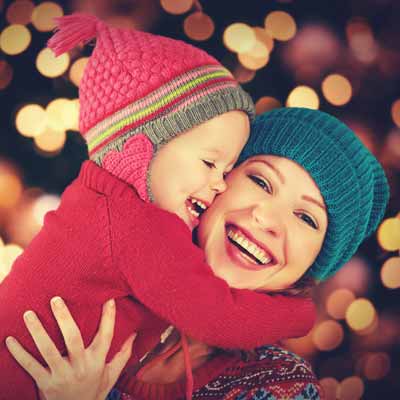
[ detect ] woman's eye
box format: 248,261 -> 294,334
203,160 -> 216,169
248,175 -> 272,193
297,212 -> 318,230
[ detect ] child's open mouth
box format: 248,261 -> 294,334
226,224 -> 276,267
185,197 -> 208,223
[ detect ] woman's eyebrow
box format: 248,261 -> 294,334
251,159 -> 285,184
302,195 -> 326,211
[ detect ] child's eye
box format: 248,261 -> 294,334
203,160 -> 216,169
296,212 -> 318,230
248,175 -> 272,194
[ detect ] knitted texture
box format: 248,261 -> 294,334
47,13 -> 255,169
108,346 -> 322,400
238,107 -> 390,281
0,161 -> 315,400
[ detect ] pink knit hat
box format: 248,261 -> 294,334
48,14 -> 254,200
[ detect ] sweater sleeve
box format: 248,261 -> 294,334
110,193 -> 316,350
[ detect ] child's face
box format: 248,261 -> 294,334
197,155 -> 328,291
149,111 -> 250,231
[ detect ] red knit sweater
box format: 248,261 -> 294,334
0,161 -> 315,400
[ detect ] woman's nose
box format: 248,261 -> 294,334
252,203 -> 283,237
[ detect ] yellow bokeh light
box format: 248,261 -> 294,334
58,98 -> 80,131
286,86 -> 319,109
322,74 -> 353,106
36,47 -> 70,78
319,377 -> 339,400
238,50 -> 269,71
377,217 -> 400,251
223,23 -> 256,54
363,352 -> 390,380
0,60 -> 13,90
380,256 -> 400,289
34,128 -> 67,154
69,57 -> 89,87
0,162 -> 23,209
46,98 -> 73,131
0,24 -> 31,55
6,0 -> 35,25
253,27 -> 274,52
391,99 -> 400,128
255,96 -> 281,114
232,65 -> 256,84
31,1 -> 63,32
337,376 -> 364,400
264,11 -> 296,41
0,237 -> 4,247
16,104 -> 47,137
32,194 -> 61,225
312,320 -> 344,351
346,298 -> 376,331
326,288 -> 355,319
183,12 -> 215,41
160,0 -> 193,15
0,244 -> 23,283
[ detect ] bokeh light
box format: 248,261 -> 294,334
6,0 -> 35,25
346,298 -> 376,332
377,217 -> 400,251
346,18 -> 377,64
238,48 -> 269,71
381,257 -> 400,289
286,86 -> 319,109
46,98 -> 73,131
160,0 -> 193,15
322,74 -> 352,106
337,376 -> 364,400
31,1 -> 63,32
232,65 -> 256,84
36,47 -> 70,78
0,24 -> 31,55
183,12 -> 214,41
255,96 -> 282,114
391,99 -> 400,128
0,60 -> 13,90
363,352 -> 391,380
0,244 -> 23,284
16,104 -> 47,138
312,320 -> 344,351
223,23 -> 256,53
32,194 -> 60,225
0,161 -> 23,209
253,27 -> 274,52
264,11 -> 296,41
319,377 -> 339,400
326,288 -> 356,320
34,128 -> 67,155
69,57 -> 89,87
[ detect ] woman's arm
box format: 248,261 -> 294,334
5,297 -> 136,400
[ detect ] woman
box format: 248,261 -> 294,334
6,108 -> 389,400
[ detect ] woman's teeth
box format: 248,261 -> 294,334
227,228 -> 271,265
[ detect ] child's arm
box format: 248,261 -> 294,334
110,194 -> 316,350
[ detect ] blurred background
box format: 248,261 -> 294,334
0,0 -> 399,399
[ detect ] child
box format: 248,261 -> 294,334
0,15 -> 315,400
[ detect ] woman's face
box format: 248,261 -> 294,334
197,155 -> 328,291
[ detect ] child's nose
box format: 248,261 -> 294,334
210,174 -> 227,194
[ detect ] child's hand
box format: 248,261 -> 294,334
5,297 -> 136,400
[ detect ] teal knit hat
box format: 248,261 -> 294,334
238,107 -> 389,281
